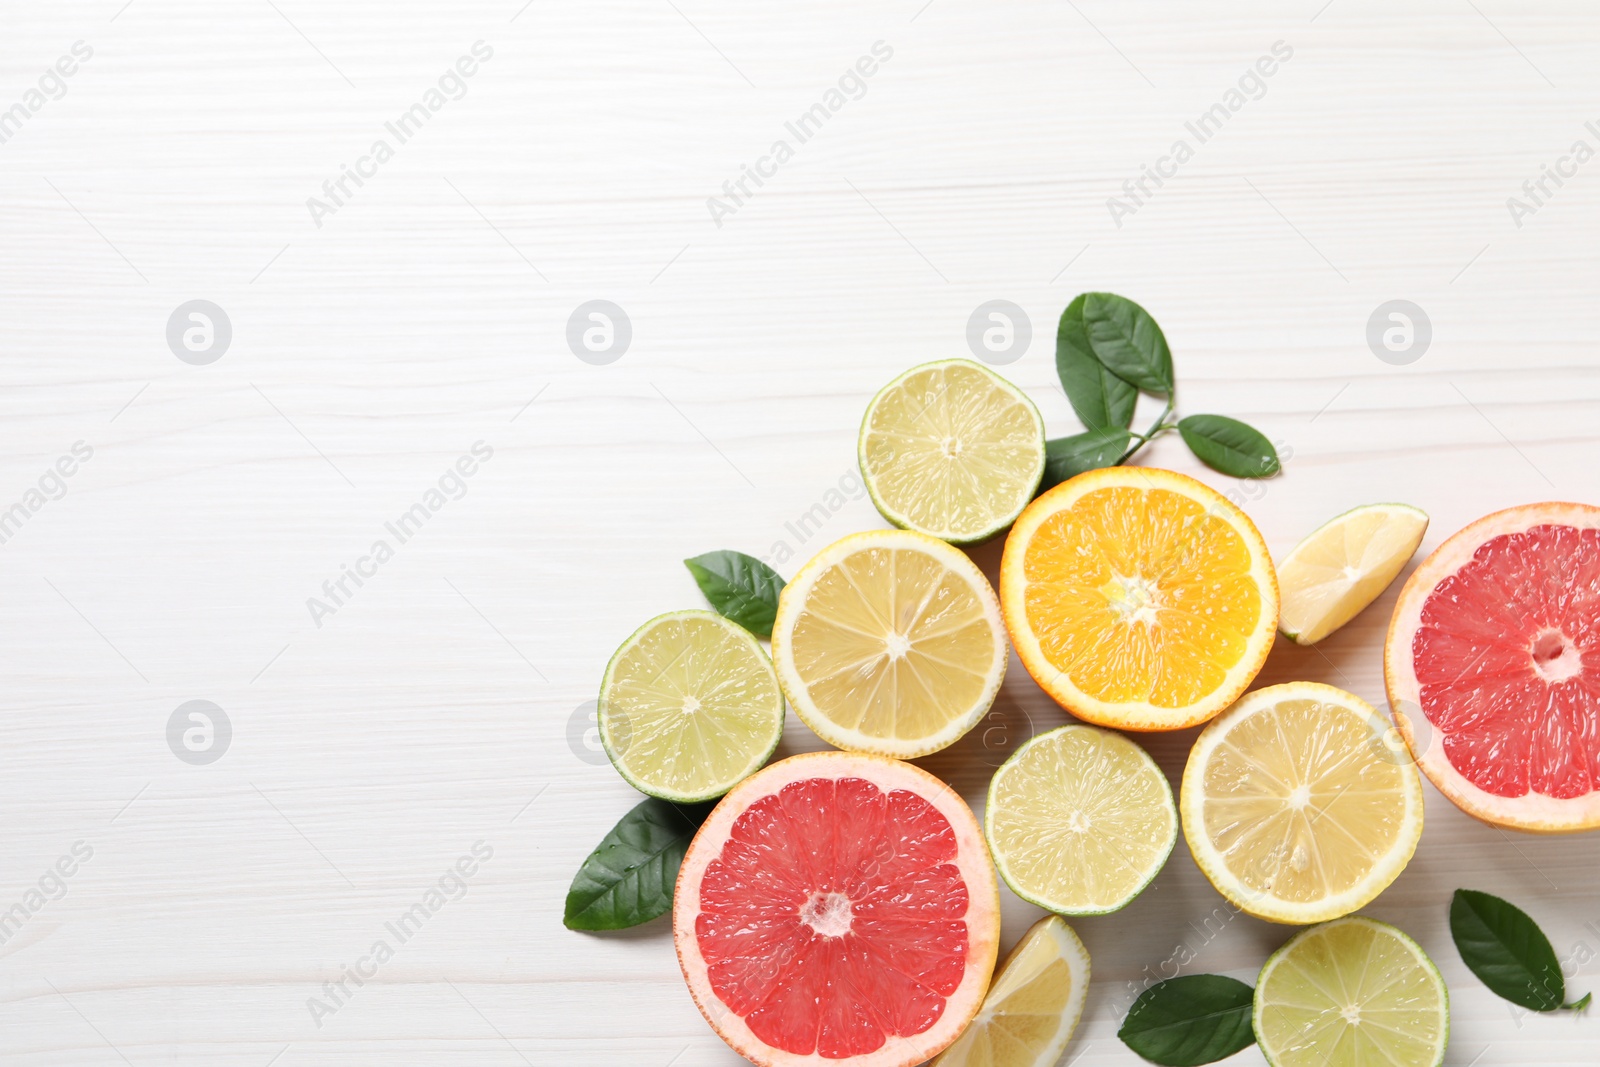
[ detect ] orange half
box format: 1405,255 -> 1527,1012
999,467 -> 1278,731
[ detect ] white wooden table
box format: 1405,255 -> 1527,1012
2,1 -> 1598,1063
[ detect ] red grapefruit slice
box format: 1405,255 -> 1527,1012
1386,502 -> 1600,833
674,752 -> 1000,1066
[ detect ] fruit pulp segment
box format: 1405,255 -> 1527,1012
863,363 -> 1041,534
607,616 -> 780,789
990,729 -> 1172,909
937,930 -> 1073,1065
790,547 -> 994,739
1200,699 -> 1408,904
1279,507 -> 1425,641
696,776 -> 971,1059
1413,524 -> 1600,799
1022,487 -> 1262,706
1258,922 -> 1445,1067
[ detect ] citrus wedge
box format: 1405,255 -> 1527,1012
675,751 -> 1001,1067
598,610 -> 784,803
1386,502 -> 1600,833
770,529 -> 1007,758
859,359 -> 1046,544
986,724 -> 1176,915
931,915 -> 1090,1067
1181,682 -> 1424,925
1000,466 -> 1279,731
1278,503 -> 1428,645
1254,916 -> 1448,1067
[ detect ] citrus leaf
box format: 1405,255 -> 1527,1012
1118,974 -> 1256,1066
564,798 -> 709,931
1082,292 -> 1174,395
684,550 -> 785,638
1041,428 -> 1131,491
1178,415 -> 1280,478
1057,294 -> 1137,430
1451,889 -> 1569,1012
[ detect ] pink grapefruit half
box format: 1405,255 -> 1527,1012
1386,502 -> 1600,833
673,752 -> 1000,1066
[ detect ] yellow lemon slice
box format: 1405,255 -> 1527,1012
770,529 -> 1006,758
1277,503 -> 1428,645
932,915 -> 1090,1067
1181,682 -> 1424,925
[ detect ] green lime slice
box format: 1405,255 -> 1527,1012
985,724 -> 1176,916
1255,916 -> 1449,1067
858,359 -> 1046,545
598,610 -> 784,803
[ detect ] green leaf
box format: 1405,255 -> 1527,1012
1041,428 -> 1131,491
1118,974 -> 1257,1066
564,798 -> 709,931
1082,292 -> 1174,395
1451,889 -> 1570,1012
684,551 -> 785,638
1569,991 -> 1593,1012
1177,415 -> 1280,479
1057,294 -> 1137,430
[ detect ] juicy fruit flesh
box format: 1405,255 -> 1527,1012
863,363 -> 1042,537
605,616 -> 781,795
696,776 -> 971,1060
1279,506 -> 1426,643
1257,921 -> 1446,1067
933,919 -> 1082,1066
1200,698 -> 1408,904
790,546 -> 997,741
1413,524 -> 1600,800
990,728 -> 1174,911
1022,486 -> 1263,707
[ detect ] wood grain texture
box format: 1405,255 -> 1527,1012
1,0 -> 1598,1063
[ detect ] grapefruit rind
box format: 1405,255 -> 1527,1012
999,467 -> 1280,732
770,530 -> 1008,759
1384,501 -> 1600,834
598,610 -> 785,804
985,725 -> 1177,916
673,752 -> 1001,1067
858,359 -> 1047,546
1181,682 -> 1425,925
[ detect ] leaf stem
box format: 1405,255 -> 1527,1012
1119,393 -> 1176,463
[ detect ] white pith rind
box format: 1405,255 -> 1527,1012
673,752 -> 1002,1067
597,609 -> 785,803
985,724 -> 1177,916
1000,466 -> 1280,732
931,915 -> 1091,1067
1384,501 -> 1600,834
858,358 -> 1047,545
1277,502 -> 1429,645
1253,916 -> 1448,1067
1181,682 -> 1425,925
770,529 -> 1008,758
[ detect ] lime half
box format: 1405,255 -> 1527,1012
859,359 -> 1046,544
1255,916 -> 1448,1067
598,610 -> 784,803
985,724 -> 1176,915
1277,503 -> 1428,645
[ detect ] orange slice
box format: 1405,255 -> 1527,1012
999,467 -> 1278,731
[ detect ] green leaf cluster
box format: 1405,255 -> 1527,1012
1049,293 -> 1278,488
